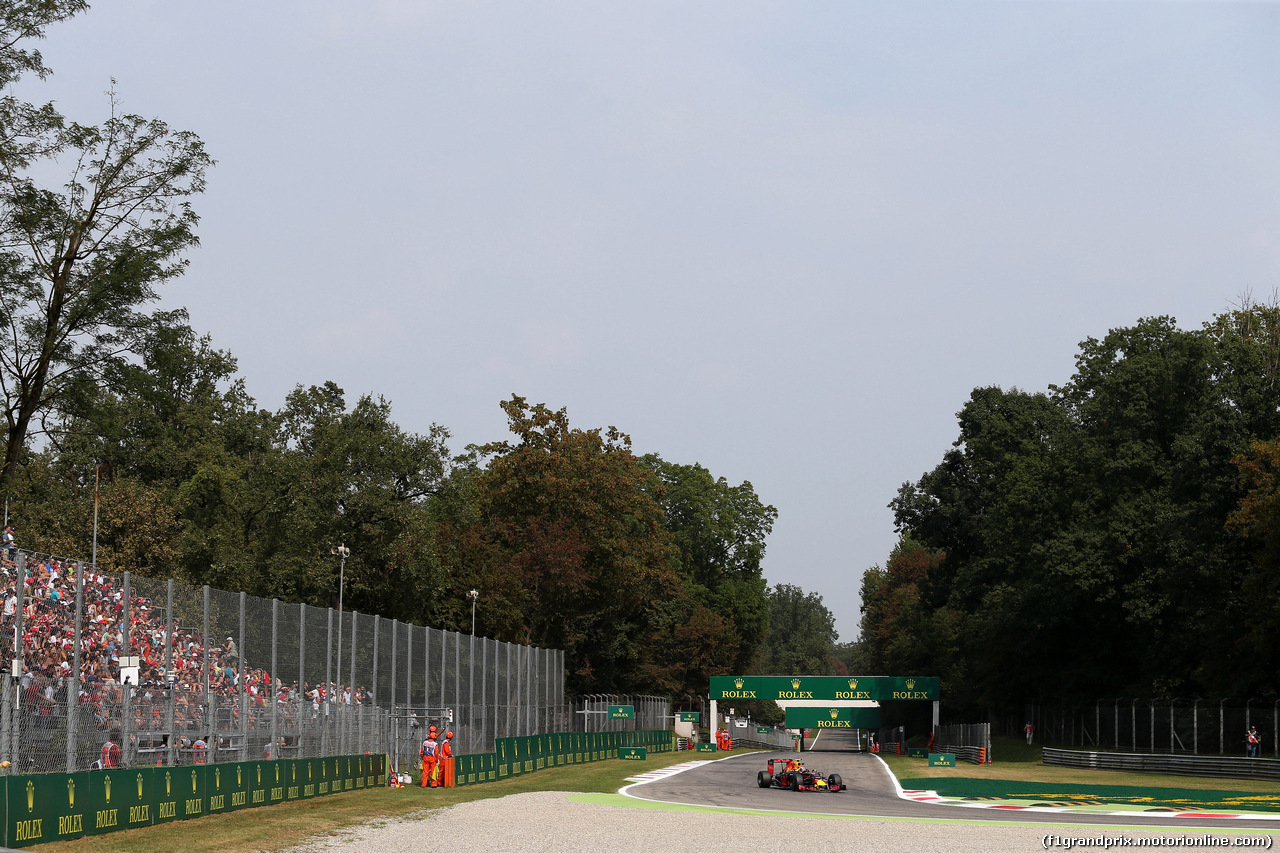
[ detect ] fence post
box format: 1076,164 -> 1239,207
203,585 -> 213,760
298,603 -> 306,758
349,610 -> 358,754
325,606 -> 334,755
424,625 -> 430,721
66,561 -> 84,773
165,580 -> 175,766
239,590 -> 247,761
270,598 -> 278,762
122,571 -> 133,765
506,642 -> 514,738
370,614 -> 379,755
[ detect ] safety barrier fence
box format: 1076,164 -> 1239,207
1,550 -> 565,772
452,729 -> 674,786
1042,748 -> 1280,783
933,722 -> 992,764
1017,700 -> 1280,756
0,752 -> 386,849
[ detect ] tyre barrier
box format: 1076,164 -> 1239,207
2,753 -> 386,849
452,730 -> 674,787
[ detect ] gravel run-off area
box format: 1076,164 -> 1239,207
289,790 -> 1276,853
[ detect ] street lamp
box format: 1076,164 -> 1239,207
468,589 -> 478,635
332,544 -> 350,707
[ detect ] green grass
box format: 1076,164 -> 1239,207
884,736 -> 1280,794
35,749 -> 712,853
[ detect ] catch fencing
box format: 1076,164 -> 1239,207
1018,700 -> 1280,757
932,722 -> 992,764
0,551 -> 572,774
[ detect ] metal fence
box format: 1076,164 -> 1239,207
1043,748 -> 1280,783
0,550 -> 572,774
1019,700 -> 1280,757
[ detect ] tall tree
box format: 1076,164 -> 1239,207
473,396 -> 680,692
0,5 -> 212,491
752,583 -> 838,676
643,455 -> 775,673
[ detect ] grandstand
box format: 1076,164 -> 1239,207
0,549 -> 585,775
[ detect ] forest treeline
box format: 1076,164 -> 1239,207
855,303 -> 1280,711
8,333 -> 848,697
0,1 -> 846,700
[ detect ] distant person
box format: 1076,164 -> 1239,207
1,526 -> 13,561
1247,726 -> 1261,758
1024,721 -> 1034,745
100,730 -> 121,769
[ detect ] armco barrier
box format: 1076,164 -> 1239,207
1042,748 -> 1280,782
454,730 -> 674,786
0,753 -> 387,848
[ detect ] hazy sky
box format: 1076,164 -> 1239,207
25,1 -> 1280,640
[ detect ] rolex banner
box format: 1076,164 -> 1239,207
710,675 -> 940,702
785,706 -> 882,729
0,754 -> 382,848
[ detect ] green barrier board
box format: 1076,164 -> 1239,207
928,753 -> 956,767
6,771 -> 91,846
619,748 -> 646,760
908,748 -> 929,758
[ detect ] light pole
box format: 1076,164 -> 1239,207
468,589 -> 478,635
332,544 -> 350,708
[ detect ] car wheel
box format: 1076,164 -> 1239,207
757,770 -> 771,788
828,773 -> 843,791
789,772 -> 801,791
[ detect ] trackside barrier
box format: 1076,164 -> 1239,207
1,753 -> 386,848
453,730 -> 674,786
1043,748 -> 1280,782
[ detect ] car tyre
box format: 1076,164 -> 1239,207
757,770 -> 772,788
789,772 -> 801,791
828,773 -> 843,791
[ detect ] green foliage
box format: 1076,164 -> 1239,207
752,583 -> 838,675
886,306 -> 1280,711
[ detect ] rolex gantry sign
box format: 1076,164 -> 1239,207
710,676 -> 940,702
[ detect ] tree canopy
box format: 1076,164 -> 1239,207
869,304 -> 1280,710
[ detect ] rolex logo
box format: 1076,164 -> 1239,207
166,771 -> 172,796
26,780 -> 34,812
237,767 -> 242,786
848,679 -> 858,690
257,766 -> 262,785
734,677 -> 744,689
791,678 -> 801,690
104,775 -> 112,803
137,774 -> 144,799
191,770 -> 197,793
216,768 -> 221,790
905,678 -> 916,690
68,778 -> 75,808
829,709 -> 839,719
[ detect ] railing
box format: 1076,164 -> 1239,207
1043,747 -> 1280,782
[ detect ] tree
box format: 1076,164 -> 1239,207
643,455 -> 775,674
0,6 -> 212,491
752,583 -> 838,676
473,396 -> 680,692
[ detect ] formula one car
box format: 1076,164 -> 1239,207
756,757 -> 844,792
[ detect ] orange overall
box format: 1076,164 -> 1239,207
421,736 -> 438,788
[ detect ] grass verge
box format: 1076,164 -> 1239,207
884,736 -> 1280,794
36,749 -> 711,853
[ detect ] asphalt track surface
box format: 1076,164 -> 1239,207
625,729 -> 1280,830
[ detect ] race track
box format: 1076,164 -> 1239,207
623,730 -> 1280,830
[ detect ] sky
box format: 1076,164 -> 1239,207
21,1 -> 1280,641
